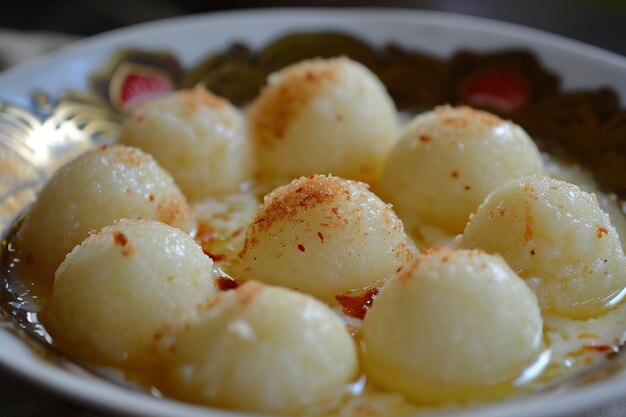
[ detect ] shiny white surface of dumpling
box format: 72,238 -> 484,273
362,248 -> 544,404
14,145 -> 191,290
163,282 -> 358,415
458,175 -> 626,319
120,86 -> 254,200
237,175 -> 413,301
43,219 -> 218,370
380,106 -> 544,233
249,57 -> 398,183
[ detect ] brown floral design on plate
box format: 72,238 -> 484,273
2,31 -> 626,205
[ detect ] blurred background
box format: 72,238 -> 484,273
1,0 -> 626,71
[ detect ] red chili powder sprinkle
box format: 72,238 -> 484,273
112,231 -> 134,256
297,244 -> 306,252
583,344 -> 614,353
335,288 -> 380,319
113,231 -> 128,247
317,232 -> 324,242
215,276 -> 241,291
597,226 -> 608,239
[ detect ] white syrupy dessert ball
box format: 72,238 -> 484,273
379,105 -> 544,234
237,175 -> 413,302
14,145 -> 191,290
42,219 -> 218,371
120,85 -> 254,200
458,175 -> 626,319
362,248 -> 543,404
163,281 -> 358,415
249,57 -> 398,183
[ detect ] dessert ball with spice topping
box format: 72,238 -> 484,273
249,57 -> 398,184
120,85 -> 254,200
458,175 -> 626,319
42,219 -> 218,371
14,145 -> 191,293
236,175 -> 413,302
161,282 -> 358,415
362,248 -> 543,404
379,105 -> 544,234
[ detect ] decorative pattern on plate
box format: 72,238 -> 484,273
90,49 -> 182,112
0,91 -> 121,231
5,32 -> 625,198
2,32 -> 626,410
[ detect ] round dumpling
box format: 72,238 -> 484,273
249,57 -> 398,183
42,219 -> 218,371
379,105 -> 544,234
14,145 -> 191,291
162,281 -> 357,415
362,248 -> 544,404
237,175 -> 413,302
458,175 -> 626,319
120,86 -> 254,200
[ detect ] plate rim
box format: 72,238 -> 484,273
2,7 -> 626,88
2,7 -> 626,417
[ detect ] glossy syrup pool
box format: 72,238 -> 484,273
4,161 -> 626,417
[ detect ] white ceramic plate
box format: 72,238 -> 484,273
2,8 -> 626,417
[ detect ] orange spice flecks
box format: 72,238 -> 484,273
110,145 -> 148,167
252,175 -> 340,233
172,85 -> 228,111
251,59 -> 340,146
522,183 -> 535,194
597,226 -> 609,239
157,197 -> 189,225
435,105 -> 501,130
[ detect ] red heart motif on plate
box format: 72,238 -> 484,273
119,72 -> 173,108
460,68 -> 529,113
